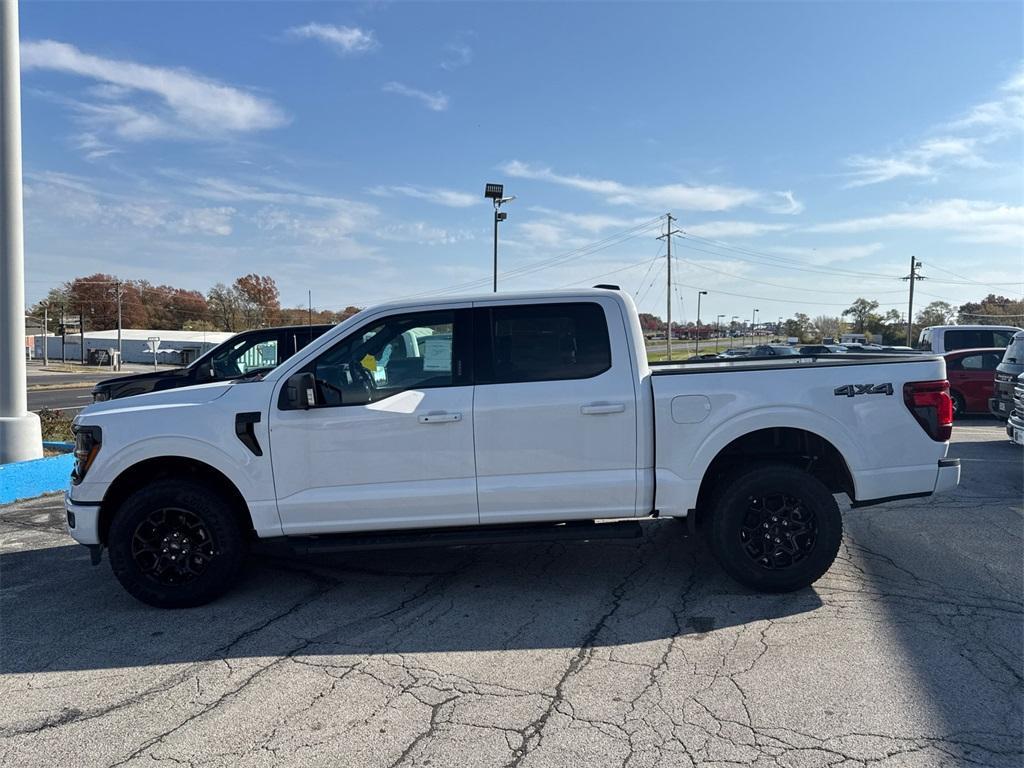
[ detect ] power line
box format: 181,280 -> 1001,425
678,231 -> 905,280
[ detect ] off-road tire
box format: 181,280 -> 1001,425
108,478 -> 245,608
707,463 -> 842,592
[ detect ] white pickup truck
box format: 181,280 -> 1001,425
66,288 -> 960,608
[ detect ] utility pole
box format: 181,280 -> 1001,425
657,213 -> 682,360
60,303 -> 66,364
751,308 -> 759,346
79,310 -> 85,364
0,0 -> 42,462
42,304 -> 47,366
115,279 -> 122,363
902,256 -> 924,347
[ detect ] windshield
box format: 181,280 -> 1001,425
1003,335 -> 1024,364
209,335 -> 280,379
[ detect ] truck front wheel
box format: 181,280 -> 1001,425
108,479 -> 246,608
707,463 -> 842,592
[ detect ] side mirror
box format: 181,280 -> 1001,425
284,372 -> 317,409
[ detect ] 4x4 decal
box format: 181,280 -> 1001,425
834,383 -> 894,397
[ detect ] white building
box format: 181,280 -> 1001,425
34,328 -> 235,366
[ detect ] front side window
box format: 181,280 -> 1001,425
478,302 -> 611,384
310,310 -> 458,406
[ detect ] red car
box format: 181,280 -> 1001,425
944,348 -> 1005,417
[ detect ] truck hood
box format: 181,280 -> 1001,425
79,380 -> 235,418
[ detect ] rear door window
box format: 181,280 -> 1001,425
476,302 -> 611,384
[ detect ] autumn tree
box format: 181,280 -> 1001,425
207,283 -> 241,331
957,295 -> 1024,325
234,274 -> 280,328
812,315 -> 843,342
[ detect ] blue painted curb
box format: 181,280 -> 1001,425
0,443 -> 75,505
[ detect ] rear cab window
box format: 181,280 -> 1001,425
475,302 -> 612,384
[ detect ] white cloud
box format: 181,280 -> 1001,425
501,161 -> 766,212
768,243 -> 885,266
369,185 -> 477,207
684,221 -> 791,239
518,221 -> 590,250
375,222 -> 474,245
528,207 -> 654,233
286,23 -> 378,54
765,190 -> 805,215
24,171 -> 236,236
440,42 -> 473,71
842,62 -> 1023,187
382,81 -> 448,111
808,199 -> 1024,245
21,40 -> 287,139
188,176 -> 379,218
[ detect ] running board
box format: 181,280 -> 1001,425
286,519 -> 643,555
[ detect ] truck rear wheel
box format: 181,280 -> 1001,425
707,463 -> 842,592
108,479 -> 246,608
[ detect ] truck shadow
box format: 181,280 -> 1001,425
842,432 -> 1023,752
1,520 -> 824,674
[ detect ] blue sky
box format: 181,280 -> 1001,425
18,0 -> 1024,324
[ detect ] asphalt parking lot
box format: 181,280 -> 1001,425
1,419 -> 1020,768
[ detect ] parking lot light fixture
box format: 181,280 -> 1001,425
485,183 -> 515,292
695,291 -> 708,356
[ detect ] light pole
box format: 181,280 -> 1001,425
694,290 -> 707,356
730,316 -> 738,348
0,0 -> 42,462
751,308 -> 759,346
484,183 -> 515,292
716,314 -> 725,351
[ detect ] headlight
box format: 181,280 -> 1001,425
71,425 -> 102,485
92,390 -> 109,402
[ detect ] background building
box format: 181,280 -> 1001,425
33,328 -> 234,366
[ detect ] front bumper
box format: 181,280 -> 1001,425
65,493 -> 101,546
1008,411 -> 1024,444
989,396 -> 1012,419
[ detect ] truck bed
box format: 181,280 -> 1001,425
650,353 -> 940,374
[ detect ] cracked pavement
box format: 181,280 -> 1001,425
1,419 -> 1021,767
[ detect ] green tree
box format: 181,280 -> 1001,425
843,298 -> 880,333
915,301 -> 955,328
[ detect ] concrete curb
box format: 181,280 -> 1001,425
0,442 -> 74,505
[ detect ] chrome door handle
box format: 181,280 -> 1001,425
417,411 -> 463,424
580,402 -> 626,415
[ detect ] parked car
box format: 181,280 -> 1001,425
917,325 -> 1020,354
944,348 -> 1004,416
91,325 -> 334,402
1006,373 -> 1024,445
67,288 -> 958,607
717,347 -> 751,358
841,343 -> 884,353
990,331 -> 1024,420
750,344 -> 801,356
798,345 -> 840,355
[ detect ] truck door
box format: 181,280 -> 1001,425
472,299 -> 639,524
270,308 -> 477,535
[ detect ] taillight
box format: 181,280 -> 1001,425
903,380 -> 953,442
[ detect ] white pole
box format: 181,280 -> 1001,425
0,0 -> 41,463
